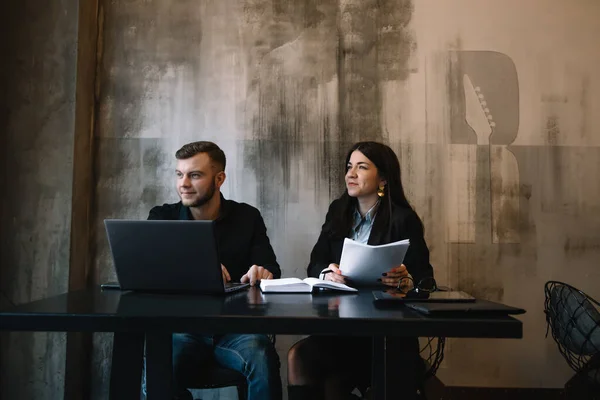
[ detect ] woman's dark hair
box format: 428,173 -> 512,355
326,141 -> 418,239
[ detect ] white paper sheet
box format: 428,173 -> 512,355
339,238 -> 410,285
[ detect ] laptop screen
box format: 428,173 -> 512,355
104,220 -> 227,294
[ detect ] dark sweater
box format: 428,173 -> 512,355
148,195 -> 281,281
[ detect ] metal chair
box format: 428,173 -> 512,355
417,336 -> 445,398
413,284 -> 448,399
544,281 -> 600,398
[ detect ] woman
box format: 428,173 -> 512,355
287,141 -> 434,400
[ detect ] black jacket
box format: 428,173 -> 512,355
148,195 -> 281,281
307,199 -> 434,283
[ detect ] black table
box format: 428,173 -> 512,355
0,287 -> 523,400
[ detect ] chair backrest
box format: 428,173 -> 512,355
544,281 -> 600,380
419,336 -> 445,379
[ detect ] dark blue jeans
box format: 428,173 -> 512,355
171,333 -> 282,400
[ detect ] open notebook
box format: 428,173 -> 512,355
259,278 -> 357,293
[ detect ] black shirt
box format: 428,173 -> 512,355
148,195 -> 281,281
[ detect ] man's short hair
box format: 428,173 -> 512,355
175,141 -> 226,172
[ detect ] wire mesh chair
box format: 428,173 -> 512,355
419,336 -> 446,380
544,281 -> 600,397
359,277 -> 446,399
405,278 -> 446,399
416,336 -> 446,399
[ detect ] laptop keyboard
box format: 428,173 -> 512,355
225,282 -> 250,293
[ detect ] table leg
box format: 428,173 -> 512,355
371,336 -> 418,400
145,333 -> 174,400
109,332 -> 144,400
372,336 -> 385,399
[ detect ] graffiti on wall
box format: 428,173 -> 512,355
447,50 -> 520,245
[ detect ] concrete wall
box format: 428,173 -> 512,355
1,0 -> 599,399
418,0 -> 600,387
91,0 -> 600,397
0,1 -> 78,399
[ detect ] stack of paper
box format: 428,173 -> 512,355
339,238 -> 410,285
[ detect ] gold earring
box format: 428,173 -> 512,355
377,185 -> 385,197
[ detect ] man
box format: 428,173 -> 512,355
147,141 -> 282,400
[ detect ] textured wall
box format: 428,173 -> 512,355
0,1 -> 78,399
419,0 -> 600,386
91,0 -> 600,397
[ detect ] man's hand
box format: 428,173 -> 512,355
323,263 -> 347,284
221,264 -> 231,284
241,265 -> 274,286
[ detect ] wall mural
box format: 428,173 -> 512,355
448,50 -> 520,245
90,0 -> 600,397
241,0 -> 417,217
446,50 -> 523,301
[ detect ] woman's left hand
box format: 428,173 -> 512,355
381,264 -> 411,288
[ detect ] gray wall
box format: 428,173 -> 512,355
91,0 -> 600,396
0,1 -> 78,399
1,0 -> 600,399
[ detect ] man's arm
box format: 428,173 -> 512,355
147,206 -> 163,220
249,210 -> 281,279
147,203 -> 180,221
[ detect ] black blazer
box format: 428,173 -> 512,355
307,199 -> 434,283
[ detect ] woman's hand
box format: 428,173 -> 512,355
381,264 -> 412,288
323,263 -> 347,284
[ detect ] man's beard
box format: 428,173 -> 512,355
184,182 -> 216,207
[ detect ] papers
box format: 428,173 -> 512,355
339,238 -> 410,285
259,277 -> 357,293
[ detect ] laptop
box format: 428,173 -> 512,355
104,219 -> 250,294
